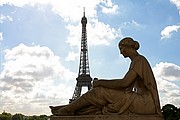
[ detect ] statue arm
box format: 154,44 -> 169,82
93,70 -> 137,90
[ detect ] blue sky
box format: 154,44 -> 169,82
0,0 -> 180,115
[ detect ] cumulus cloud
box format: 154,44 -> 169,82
0,44 -> 76,115
65,51 -> 79,61
0,0 -> 118,22
161,25 -> 180,39
0,43 -> 76,90
51,0 -> 118,22
100,0 -> 119,14
88,19 -> 120,45
153,62 -> 180,107
1,44 -> 75,81
51,0 -> 99,22
153,62 -> 180,81
170,0 -> 180,14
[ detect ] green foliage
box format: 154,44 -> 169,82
0,112 -> 49,120
12,113 -> 24,120
39,115 -> 49,120
162,104 -> 180,120
0,111 -> 12,120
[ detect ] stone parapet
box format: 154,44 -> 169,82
50,115 -> 164,120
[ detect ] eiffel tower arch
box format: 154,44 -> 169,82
69,8 -> 92,103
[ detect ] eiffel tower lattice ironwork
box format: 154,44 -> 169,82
69,8 -> 92,103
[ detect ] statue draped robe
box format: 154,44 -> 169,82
76,54 -> 161,115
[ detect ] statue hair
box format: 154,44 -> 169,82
119,37 -> 140,50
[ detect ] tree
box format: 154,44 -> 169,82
12,113 -> 24,120
0,111 -> 12,120
162,104 -> 180,120
39,115 -> 49,120
26,115 -> 39,120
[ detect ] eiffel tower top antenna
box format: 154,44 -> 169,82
69,7 -> 92,103
83,7 -> 85,16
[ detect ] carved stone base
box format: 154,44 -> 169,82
50,115 -> 164,120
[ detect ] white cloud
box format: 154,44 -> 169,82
65,24 -> 81,47
51,0 -> 100,22
122,20 -> 141,29
170,0 -> 180,14
100,0 -> 119,14
167,89 -> 180,97
0,0 -> 117,22
65,51 -> 79,61
0,14 -> 13,23
0,44 -> 76,115
0,32 -> 3,41
88,19 -> 120,45
153,62 -> 180,107
153,62 -> 180,81
1,43 -> 76,86
51,0 -> 118,22
161,25 -> 180,39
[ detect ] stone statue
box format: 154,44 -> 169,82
50,37 -> 162,116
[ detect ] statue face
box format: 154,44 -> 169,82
119,45 -> 129,58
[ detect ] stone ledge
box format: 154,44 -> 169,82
50,115 -> 164,120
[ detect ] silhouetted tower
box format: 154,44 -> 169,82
69,8 -> 92,103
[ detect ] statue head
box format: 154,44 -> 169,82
119,37 -> 140,50
118,37 -> 140,58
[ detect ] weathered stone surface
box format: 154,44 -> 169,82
50,115 -> 164,120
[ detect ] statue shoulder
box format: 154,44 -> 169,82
134,54 -> 148,63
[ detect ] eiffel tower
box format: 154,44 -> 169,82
69,8 -> 92,103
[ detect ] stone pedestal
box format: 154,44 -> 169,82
50,115 -> 164,120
